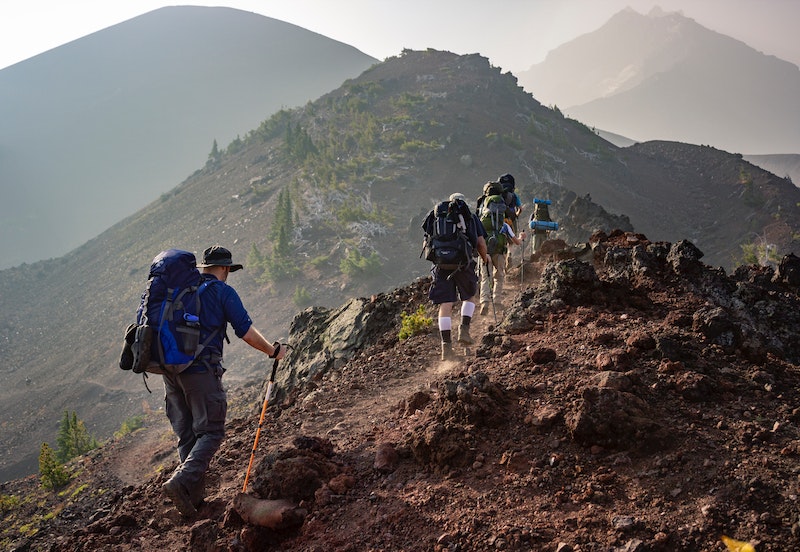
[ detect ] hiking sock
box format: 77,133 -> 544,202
460,301 -> 475,318
439,318 -> 454,360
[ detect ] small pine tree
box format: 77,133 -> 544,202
39,443 -> 70,490
247,243 -> 265,274
55,411 -> 99,463
206,139 -> 221,168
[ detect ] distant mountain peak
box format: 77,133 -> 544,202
518,6 -> 800,154
646,5 -> 677,18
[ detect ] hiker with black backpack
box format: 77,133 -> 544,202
498,173 -> 523,269
421,193 -> 489,360
156,246 -> 286,517
477,186 -> 526,316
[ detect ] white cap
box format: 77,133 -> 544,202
449,193 -> 466,202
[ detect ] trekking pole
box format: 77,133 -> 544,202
520,236 -> 525,286
242,342 -> 290,493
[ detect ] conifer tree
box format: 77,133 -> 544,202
39,442 -> 70,490
55,411 -> 98,463
206,139 -> 221,168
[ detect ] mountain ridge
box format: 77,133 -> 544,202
1,48 -> 798,484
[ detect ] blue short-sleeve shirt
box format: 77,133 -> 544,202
184,275 -> 253,371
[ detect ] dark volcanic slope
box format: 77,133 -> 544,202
2,233 -> 799,551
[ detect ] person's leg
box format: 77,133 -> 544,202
163,372 -> 196,463
456,264 -> 479,345
533,232 -> 545,254
175,369 -> 227,487
457,300 -> 476,344
429,268 -> 457,360
505,219 -> 518,269
163,368 -> 227,515
479,259 -> 492,315
438,302 -> 455,359
494,254 -> 506,308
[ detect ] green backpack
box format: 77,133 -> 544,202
480,194 -> 508,255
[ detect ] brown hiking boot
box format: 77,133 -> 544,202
457,325 -> 473,345
441,342 -> 456,361
163,477 -> 197,517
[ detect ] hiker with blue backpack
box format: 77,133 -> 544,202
122,245 -> 286,517
421,193 -> 489,360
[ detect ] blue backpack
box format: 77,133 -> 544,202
120,249 -> 220,376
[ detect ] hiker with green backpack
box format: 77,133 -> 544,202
478,183 -> 526,316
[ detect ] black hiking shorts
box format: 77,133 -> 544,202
428,263 -> 479,304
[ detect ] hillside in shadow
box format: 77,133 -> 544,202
0,6 -> 377,268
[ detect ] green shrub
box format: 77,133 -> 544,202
502,133 -> 523,150
340,249 -> 382,278
0,493 -> 20,514
739,240 -> 780,267
399,305 -> 433,340
39,443 -> 71,490
308,254 -> 331,268
293,286 -> 313,307
114,414 -> 145,439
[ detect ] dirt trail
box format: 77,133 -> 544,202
289,256 -> 539,446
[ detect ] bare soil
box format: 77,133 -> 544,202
3,233 -> 800,552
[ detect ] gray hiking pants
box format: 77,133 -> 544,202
162,365 -> 227,488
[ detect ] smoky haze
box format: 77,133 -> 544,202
0,6 -> 376,269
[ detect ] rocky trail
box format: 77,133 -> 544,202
3,231 -> 800,552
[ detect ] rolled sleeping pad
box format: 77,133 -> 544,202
530,220 -> 559,231
533,198 -> 552,205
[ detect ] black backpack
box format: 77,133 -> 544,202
422,199 -> 474,270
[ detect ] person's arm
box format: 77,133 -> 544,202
468,213 -> 489,264
242,326 -> 286,359
502,222 -> 525,245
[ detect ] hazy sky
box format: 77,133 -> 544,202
1,1 -> 799,74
